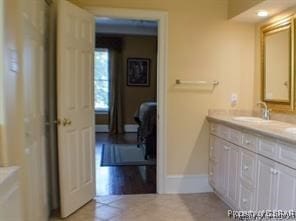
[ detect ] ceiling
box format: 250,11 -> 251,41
231,0 -> 296,23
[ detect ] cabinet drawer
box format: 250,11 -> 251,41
242,133 -> 258,151
229,128 -> 242,146
240,149 -> 257,188
278,142 -> 296,169
210,123 -> 230,139
210,123 -> 218,135
258,137 -> 278,160
239,183 -> 255,211
219,125 -> 230,140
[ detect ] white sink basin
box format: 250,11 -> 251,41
284,128 -> 296,134
232,116 -> 271,123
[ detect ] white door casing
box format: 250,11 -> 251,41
84,7 -> 168,193
57,0 -> 95,217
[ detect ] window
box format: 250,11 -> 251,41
94,49 -> 109,112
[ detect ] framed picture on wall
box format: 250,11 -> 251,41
127,58 -> 150,86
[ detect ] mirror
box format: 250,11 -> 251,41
261,18 -> 294,111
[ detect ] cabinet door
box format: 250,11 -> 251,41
216,140 -> 230,197
210,136 -> 221,190
227,144 -> 239,206
239,182 -> 255,210
274,163 -> 296,210
256,156 -> 276,210
240,149 -> 257,188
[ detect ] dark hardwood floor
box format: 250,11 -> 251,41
95,133 -> 156,196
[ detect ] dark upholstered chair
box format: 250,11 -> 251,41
134,102 -> 157,160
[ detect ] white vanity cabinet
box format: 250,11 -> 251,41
226,143 -> 240,207
256,155 -> 296,210
209,122 -> 296,211
274,163 -> 296,210
209,134 -> 240,208
256,156 -> 276,210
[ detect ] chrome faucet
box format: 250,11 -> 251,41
257,101 -> 271,120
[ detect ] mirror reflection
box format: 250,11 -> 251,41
262,21 -> 291,104
264,28 -> 290,102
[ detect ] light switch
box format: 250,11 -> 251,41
231,93 -> 238,106
9,49 -> 19,73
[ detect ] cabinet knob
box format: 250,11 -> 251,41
270,168 -> 275,174
242,198 -> 248,203
224,146 -> 230,151
243,165 -> 249,171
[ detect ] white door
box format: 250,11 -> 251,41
21,0 -> 49,220
274,163 -> 296,210
57,0 -> 95,217
256,156 -> 276,210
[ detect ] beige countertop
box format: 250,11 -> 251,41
207,114 -> 296,145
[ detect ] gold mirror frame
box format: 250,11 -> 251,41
261,17 -> 295,112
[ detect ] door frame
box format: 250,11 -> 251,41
85,7 -> 168,193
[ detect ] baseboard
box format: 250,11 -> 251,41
165,175 -> 213,194
95,124 -> 138,133
124,124 -> 138,133
95,125 -> 109,132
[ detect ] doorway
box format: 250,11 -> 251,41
85,7 -> 168,195
54,1 -> 167,217
94,18 -> 158,195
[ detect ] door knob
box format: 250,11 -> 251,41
62,118 -> 67,126
62,118 -> 72,126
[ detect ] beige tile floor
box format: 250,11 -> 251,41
50,193 -> 231,221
